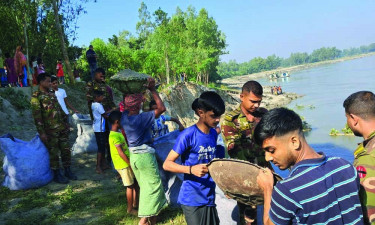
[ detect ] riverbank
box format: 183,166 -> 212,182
221,52 -> 375,83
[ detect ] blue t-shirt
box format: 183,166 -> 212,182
173,125 -> 221,207
120,111 -> 155,147
270,154 -> 364,225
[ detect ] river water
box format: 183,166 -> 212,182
257,55 -> 375,176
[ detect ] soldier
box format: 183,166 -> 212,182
31,73 -> 77,184
221,80 -> 268,224
86,67 -> 116,120
86,67 -> 116,163
343,91 -> 375,225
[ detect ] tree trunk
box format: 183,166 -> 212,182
165,52 -> 170,84
52,0 -> 74,84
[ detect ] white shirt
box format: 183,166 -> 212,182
92,102 -> 105,132
55,88 -> 69,115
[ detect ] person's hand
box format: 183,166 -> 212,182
40,133 -> 48,143
257,168 -> 274,192
224,194 -> 232,199
146,77 -> 156,91
191,164 -> 208,177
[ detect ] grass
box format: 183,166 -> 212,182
0,179 -> 186,225
0,88 -> 31,112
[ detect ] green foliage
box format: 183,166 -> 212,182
218,43 -> 375,77
341,124 -> 354,135
76,4 -> 226,85
330,128 -> 340,136
0,88 -> 31,111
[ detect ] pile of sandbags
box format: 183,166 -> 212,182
71,114 -> 97,155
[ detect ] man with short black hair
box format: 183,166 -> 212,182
344,91 -> 375,224
255,108 -> 364,225
86,45 -> 97,79
221,80 -> 268,224
31,73 -> 77,184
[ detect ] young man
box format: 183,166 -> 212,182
343,91 -> 375,224
221,80 -> 268,224
163,91 -> 226,225
149,100 -> 185,139
31,73 -> 77,184
120,77 -> 167,225
255,108 -> 364,225
51,75 -> 79,120
86,45 -> 97,79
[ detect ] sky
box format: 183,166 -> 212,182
74,0 -> 375,63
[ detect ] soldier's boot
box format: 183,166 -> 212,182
53,169 -> 69,184
64,167 -> 77,180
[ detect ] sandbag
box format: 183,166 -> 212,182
71,114 -> 97,155
0,134 -> 53,190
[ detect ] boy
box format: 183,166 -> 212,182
31,73 -> 77,183
92,90 -> 113,173
108,111 -> 138,215
149,100 -> 185,138
163,91 -> 226,225
56,59 -> 64,84
51,75 -> 79,122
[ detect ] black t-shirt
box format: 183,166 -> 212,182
86,49 -> 97,64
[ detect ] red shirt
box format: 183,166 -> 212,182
56,63 -> 64,77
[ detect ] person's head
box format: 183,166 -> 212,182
37,73 -> 52,90
37,57 -> 43,65
343,91 -> 375,137
149,100 -> 157,110
240,80 -> 263,113
94,68 -> 105,82
93,90 -> 105,103
58,59 -> 62,64
254,108 -> 304,170
89,45 -> 93,50
192,91 -> 225,128
16,46 -> 23,52
51,75 -> 58,90
109,110 -> 122,130
124,93 -> 144,113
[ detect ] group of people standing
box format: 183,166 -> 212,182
271,85 -> 282,95
29,63 -> 375,225
0,46 -> 68,87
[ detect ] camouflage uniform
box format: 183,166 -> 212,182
221,105 -> 268,225
86,80 -> 116,119
30,90 -> 70,170
354,131 -> 375,225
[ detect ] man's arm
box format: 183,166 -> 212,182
170,117 -> 185,131
163,150 -> 209,177
221,119 -> 241,154
64,98 -> 79,113
147,78 -> 166,118
30,96 -> 48,143
257,168 -> 275,225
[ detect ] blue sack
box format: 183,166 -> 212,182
0,134 -> 53,190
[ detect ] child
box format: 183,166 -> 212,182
108,111 -> 139,215
56,59 -> 64,84
149,100 -> 185,138
163,91 -> 226,225
121,78 -> 167,225
51,75 -> 79,121
92,90 -> 113,174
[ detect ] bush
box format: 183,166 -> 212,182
0,88 -> 31,111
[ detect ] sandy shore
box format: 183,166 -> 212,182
221,52 -> 375,83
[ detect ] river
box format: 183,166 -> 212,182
256,55 -> 375,176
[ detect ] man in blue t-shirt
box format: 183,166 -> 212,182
254,108 -> 364,225
163,91 -> 225,225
